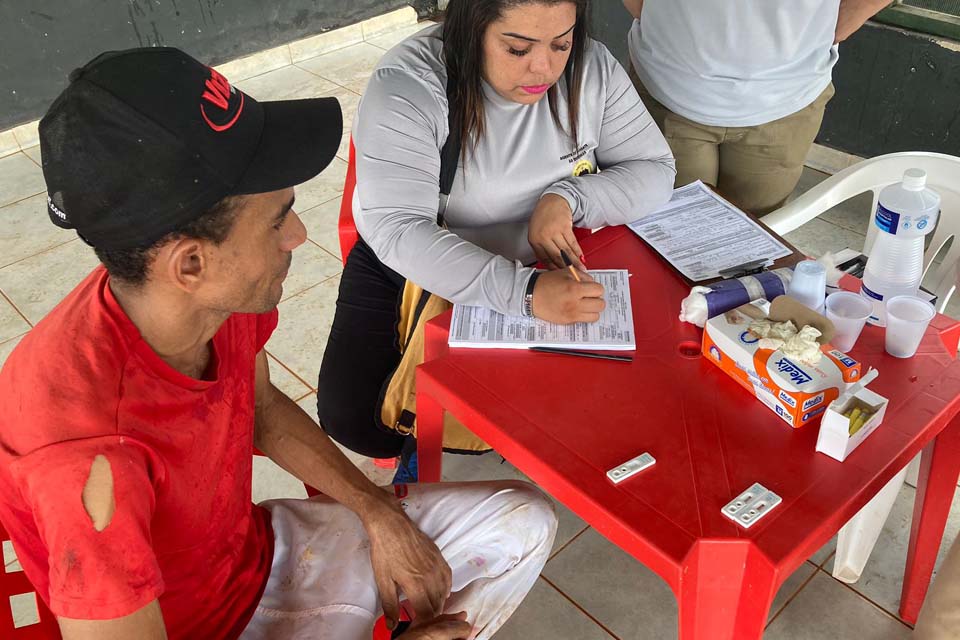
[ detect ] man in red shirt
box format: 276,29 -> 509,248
0,48 -> 556,640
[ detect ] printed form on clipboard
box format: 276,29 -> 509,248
449,270 -> 635,350
627,181 -> 793,283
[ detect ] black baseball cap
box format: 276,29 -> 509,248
39,47 -> 342,250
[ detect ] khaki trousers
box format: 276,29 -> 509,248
629,66 -> 834,215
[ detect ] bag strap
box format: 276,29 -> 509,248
437,74 -> 462,227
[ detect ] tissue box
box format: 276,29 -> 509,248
816,388 -> 888,461
702,296 -> 862,428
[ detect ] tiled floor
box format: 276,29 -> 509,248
2,20 -> 959,638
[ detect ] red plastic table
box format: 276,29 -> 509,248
415,225 -> 960,639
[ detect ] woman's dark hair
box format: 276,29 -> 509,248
94,196 -> 241,286
443,0 -> 590,155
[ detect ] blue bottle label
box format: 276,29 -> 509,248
875,203 -> 901,234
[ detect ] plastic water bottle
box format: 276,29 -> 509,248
861,169 -> 940,326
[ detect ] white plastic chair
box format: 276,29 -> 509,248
762,151 -> 960,583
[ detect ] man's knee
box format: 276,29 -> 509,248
489,480 -> 559,548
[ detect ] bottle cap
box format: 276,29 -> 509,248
902,168 -> 927,191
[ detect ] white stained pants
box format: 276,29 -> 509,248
239,480 -> 558,640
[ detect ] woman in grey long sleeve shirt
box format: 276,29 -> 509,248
317,0 -> 676,465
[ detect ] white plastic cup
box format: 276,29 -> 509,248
825,291 -> 872,352
884,295 -> 936,358
788,260 -> 827,313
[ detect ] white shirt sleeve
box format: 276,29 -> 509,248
353,67 -> 535,316
543,44 -> 676,228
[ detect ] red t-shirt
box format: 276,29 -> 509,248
0,267 -> 277,639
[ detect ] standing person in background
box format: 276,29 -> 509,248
622,0 -> 891,214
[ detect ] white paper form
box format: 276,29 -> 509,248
626,181 -> 792,282
448,270 -> 635,350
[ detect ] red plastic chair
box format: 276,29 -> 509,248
338,136 -> 361,267
1,455 -> 393,639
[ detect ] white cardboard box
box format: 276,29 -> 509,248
816,387 -> 889,462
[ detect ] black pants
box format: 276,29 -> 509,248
317,239 -> 409,458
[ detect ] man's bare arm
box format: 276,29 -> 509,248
252,351 -> 396,519
252,351 -> 453,628
622,0 -> 643,19
59,600 -> 167,640
836,0 -> 891,42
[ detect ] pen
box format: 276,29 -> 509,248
560,249 -> 581,282
529,347 -> 633,363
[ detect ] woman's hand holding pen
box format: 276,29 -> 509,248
532,268 -> 605,325
528,194 -> 587,271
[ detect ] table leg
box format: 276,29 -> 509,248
416,387 -> 444,483
678,541 -> 777,640
900,413 -> 960,623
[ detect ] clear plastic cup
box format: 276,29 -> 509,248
825,291 -> 872,352
788,260 -> 827,313
884,295 -> 936,358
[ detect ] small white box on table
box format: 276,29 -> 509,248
816,386 -> 889,462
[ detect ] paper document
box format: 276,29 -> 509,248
626,181 -> 791,282
449,270 -> 635,350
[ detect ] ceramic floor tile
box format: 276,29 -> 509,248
11,121 -> 40,150
360,7 -> 418,41
20,144 -> 41,167
300,196 -> 343,260
783,218 -> 866,260
810,536 -> 837,567
441,450 -> 588,557
296,43 -> 385,94
281,240 -> 341,302
764,572 -> 911,639
543,528 -> 679,639
944,293 -> 960,321
235,65 -> 339,102
768,562 -> 819,623
3,539 -> 22,572
289,23 -> 364,63
251,453 -> 308,504
0,334 -> 24,369
0,153 -> 46,208
265,274 -> 340,384
0,130 -> 19,158
0,295 -> 29,343
267,353 -> 313,400
11,591 -> 40,629
493,578 -> 613,640
336,131 -> 351,162
0,240 -> 99,324
366,21 -> 436,51
295,393 -> 398,486
0,193 -> 76,268
295,156 -> 348,213
215,45 -> 291,84
837,483 -> 960,618
329,87 -> 362,132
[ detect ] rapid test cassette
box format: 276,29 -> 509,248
606,452 -> 656,484
722,483 -> 782,529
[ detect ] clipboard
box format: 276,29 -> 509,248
626,181 -> 806,287
703,215 -> 805,285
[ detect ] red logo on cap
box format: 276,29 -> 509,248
200,68 -> 244,132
